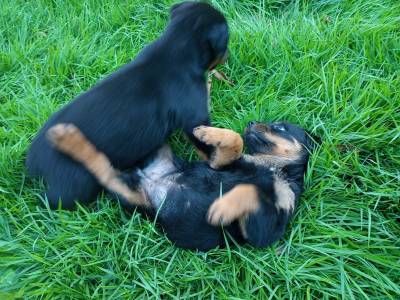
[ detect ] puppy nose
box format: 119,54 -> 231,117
248,121 -> 257,127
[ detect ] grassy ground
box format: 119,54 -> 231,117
1,0 -> 399,298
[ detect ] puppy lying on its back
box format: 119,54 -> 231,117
47,121 -> 313,251
26,2 -> 229,209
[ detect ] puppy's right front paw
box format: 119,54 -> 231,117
193,126 -> 223,147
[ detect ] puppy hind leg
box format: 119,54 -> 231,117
44,186 -> 76,210
43,177 -> 100,210
47,123 -> 150,207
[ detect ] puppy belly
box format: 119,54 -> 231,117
139,176 -> 175,208
138,145 -> 180,208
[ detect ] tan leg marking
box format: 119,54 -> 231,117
207,184 -> 260,226
193,126 -> 243,169
273,176 -> 295,213
46,123 -> 150,207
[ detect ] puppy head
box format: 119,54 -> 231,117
169,1 -> 229,69
244,121 -> 314,162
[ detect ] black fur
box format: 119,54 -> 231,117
26,2 -> 229,209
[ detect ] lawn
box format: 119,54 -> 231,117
1,0 -> 399,298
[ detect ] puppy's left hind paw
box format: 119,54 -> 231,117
46,123 -> 90,157
47,123 -> 79,147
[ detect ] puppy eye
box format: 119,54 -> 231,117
273,124 -> 286,131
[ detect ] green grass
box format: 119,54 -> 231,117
1,0 -> 399,298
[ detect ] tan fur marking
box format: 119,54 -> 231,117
262,131 -> 302,159
47,123 -> 150,207
273,176 -> 295,213
243,154 -> 294,168
207,184 -> 260,226
193,126 -> 243,169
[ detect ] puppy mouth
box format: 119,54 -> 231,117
244,130 -> 274,154
245,131 -> 264,143
244,123 -> 269,142
209,58 -> 224,70
208,51 -> 229,70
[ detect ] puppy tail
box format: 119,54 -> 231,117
46,123 -> 150,207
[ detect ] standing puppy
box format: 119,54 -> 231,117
26,2 -> 229,209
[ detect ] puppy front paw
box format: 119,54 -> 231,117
207,184 -> 260,226
207,198 -> 237,226
193,126 -> 223,147
193,126 -> 243,169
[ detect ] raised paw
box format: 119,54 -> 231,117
207,197 -> 238,226
207,184 -> 260,226
193,126 -> 243,169
193,126 -> 222,147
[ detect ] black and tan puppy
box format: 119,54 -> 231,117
47,121 -> 313,251
26,2 -> 229,209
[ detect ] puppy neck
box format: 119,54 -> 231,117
242,154 -> 294,168
243,153 -> 308,184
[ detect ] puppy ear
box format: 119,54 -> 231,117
206,23 -> 229,67
170,2 -> 191,20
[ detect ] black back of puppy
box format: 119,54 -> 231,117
26,2 -> 229,209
